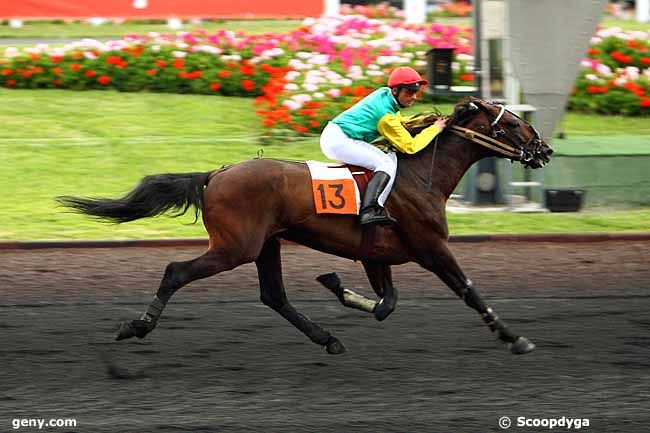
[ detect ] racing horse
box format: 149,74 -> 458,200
58,97 -> 552,355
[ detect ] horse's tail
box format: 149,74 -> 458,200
56,172 -> 212,223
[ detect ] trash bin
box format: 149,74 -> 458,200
544,189 -> 585,212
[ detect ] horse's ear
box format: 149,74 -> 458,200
449,99 -> 480,125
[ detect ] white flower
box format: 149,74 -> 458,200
596,64 -> 612,76
283,99 -> 302,110
314,92 -> 325,98
624,66 -> 640,81
286,71 -> 301,81
284,83 -> 299,90
585,74 -> 599,81
326,89 -> 342,98
292,93 -> 313,103
172,50 -> 187,58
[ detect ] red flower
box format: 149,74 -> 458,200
156,60 -> 167,67
309,120 -> 321,127
226,61 -> 238,68
97,75 -> 111,85
263,119 -> 276,126
611,51 -> 632,64
298,109 -> 316,117
50,56 -> 64,63
173,59 -> 185,69
32,66 -> 44,74
2,69 -> 12,76
587,48 -> 600,56
240,80 -> 255,91
460,73 -> 474,81
218,70 -> 232,78
6,79 -> 16,86
239,65 -> 255,76
22,71 -> 33,78
292,124 -> 308,133
640,97 -> 650,108
52,67 -> 63,75
209,82 -> 222,91
52,79 -> 61,86
624,82 -> 640,92
70,63 -> 83,71
641,57 -> 650,65
85,70 -> 97,77
190,71 -> 202,79
147,69 -> 157,76
106,56 -> 123,65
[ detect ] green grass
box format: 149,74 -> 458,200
0,19 -> 304,39
1,88 -> 649,240
600,18 -> 650,31
0,16 -> 645,42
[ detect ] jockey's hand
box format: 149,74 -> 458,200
434,117 -> 447,130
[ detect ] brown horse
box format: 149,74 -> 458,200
58,97 -> 552,355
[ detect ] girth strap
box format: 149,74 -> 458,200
448,125 -> 522,160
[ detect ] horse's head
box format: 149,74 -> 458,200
448,97 -> 553,169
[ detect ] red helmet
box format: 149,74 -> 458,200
387,67 -> 427,88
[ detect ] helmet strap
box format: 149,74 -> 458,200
392,86 -> 408,108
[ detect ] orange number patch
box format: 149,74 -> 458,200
311,179 -> 358,214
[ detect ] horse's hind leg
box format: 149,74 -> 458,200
116,248 -> 238,341
316,261 -> 397,321
256,237 -> 345,355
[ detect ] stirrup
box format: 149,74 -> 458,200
359,206 -> 396,226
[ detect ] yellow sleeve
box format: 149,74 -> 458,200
377,113 -> 441,154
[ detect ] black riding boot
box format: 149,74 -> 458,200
359,171 -> 396,226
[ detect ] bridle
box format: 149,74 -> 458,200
447,102 -> 544,166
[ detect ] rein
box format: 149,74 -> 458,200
448,125 -> 523,161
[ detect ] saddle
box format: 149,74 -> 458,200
342,164 -> 374,195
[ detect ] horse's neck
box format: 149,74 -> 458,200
399,132 -> 488,199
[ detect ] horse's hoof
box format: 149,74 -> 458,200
115,319 -> 152,341
326,337 -> 346,355
373,298 -> 395,322
510,336 -> 535,355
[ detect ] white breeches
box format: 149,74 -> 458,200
320,122 -> 397,207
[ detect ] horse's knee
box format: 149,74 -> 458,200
260,292 -> 286,312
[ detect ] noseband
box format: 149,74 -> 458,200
448,102 -> 544,165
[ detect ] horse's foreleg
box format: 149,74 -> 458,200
116,249 -> 236,341
257,237 -> 346,355
419,242 -> 535,355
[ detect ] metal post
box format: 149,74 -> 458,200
638,0 -> 650,22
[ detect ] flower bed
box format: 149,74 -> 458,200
339,2 -> 403,19
1,16 -> 647,141
571,27 -> 650,115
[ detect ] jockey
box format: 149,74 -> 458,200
320,66 -> 447,225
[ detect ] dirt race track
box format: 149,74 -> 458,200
2,240 -> 650,433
